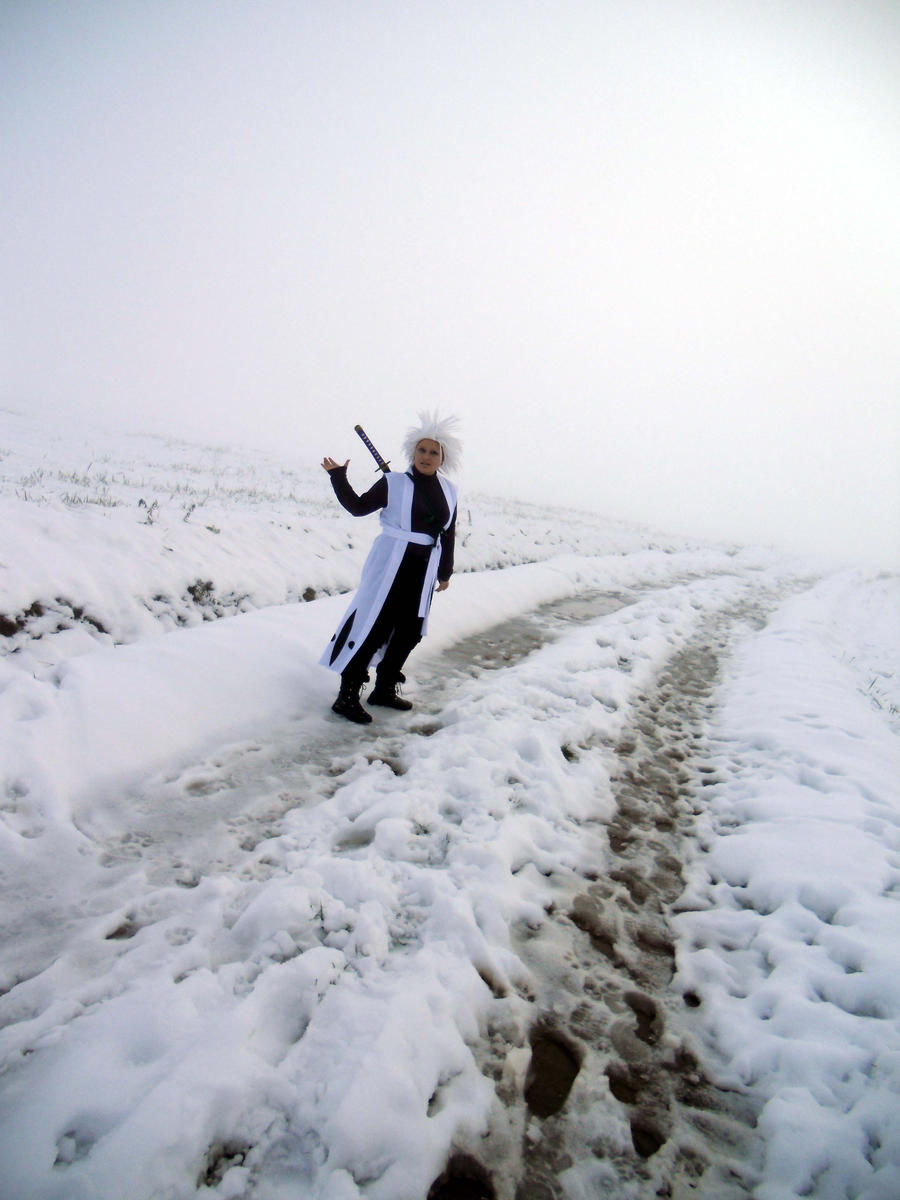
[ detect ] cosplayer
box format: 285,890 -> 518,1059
320,412 -> 461,724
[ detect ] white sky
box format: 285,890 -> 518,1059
2,0 -> 899,565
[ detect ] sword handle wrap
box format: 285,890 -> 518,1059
354,424 -> 390,472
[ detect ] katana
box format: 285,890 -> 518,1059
354,424 -> 391,473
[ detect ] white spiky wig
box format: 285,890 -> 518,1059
402,410 -> 463,475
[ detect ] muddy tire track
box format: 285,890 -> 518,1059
559,600 -> 767,1198
432,591 -> 786,1200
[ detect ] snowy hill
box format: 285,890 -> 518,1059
1,410 -> 898,1200
1,406 -> 697,674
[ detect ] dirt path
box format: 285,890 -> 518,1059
427,591 -> 780,1200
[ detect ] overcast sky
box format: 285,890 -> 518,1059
2,0 -> 898,565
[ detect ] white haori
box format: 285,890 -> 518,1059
320,471 -> 458,676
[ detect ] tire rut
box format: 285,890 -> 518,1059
452,590 -> 788,1200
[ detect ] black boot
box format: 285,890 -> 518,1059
368,672 -> 413,711
332,676 -> 372,724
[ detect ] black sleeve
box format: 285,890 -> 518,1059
438,510 -> 456,581
327,465 -> 388,516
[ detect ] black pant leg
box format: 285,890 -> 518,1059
376,617 -> 424,683
341,553 -> 428,683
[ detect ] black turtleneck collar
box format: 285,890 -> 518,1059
408,467 -> 443,487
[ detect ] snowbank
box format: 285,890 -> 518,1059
675,572 -> 900,1200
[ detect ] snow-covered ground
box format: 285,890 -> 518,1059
1,409 -> 897,1200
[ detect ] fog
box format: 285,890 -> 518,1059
2,0 -> 898,565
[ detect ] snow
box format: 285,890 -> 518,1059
674,574 -> 900,1200
1,408 -> 898,1199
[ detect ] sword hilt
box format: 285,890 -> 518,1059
354,424 -> 390,472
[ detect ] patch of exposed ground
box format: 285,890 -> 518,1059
429,591 -> 783,1200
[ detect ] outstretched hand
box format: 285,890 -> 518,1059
322,457 -> 349,472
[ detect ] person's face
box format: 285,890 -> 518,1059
413,438 -> 442,475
